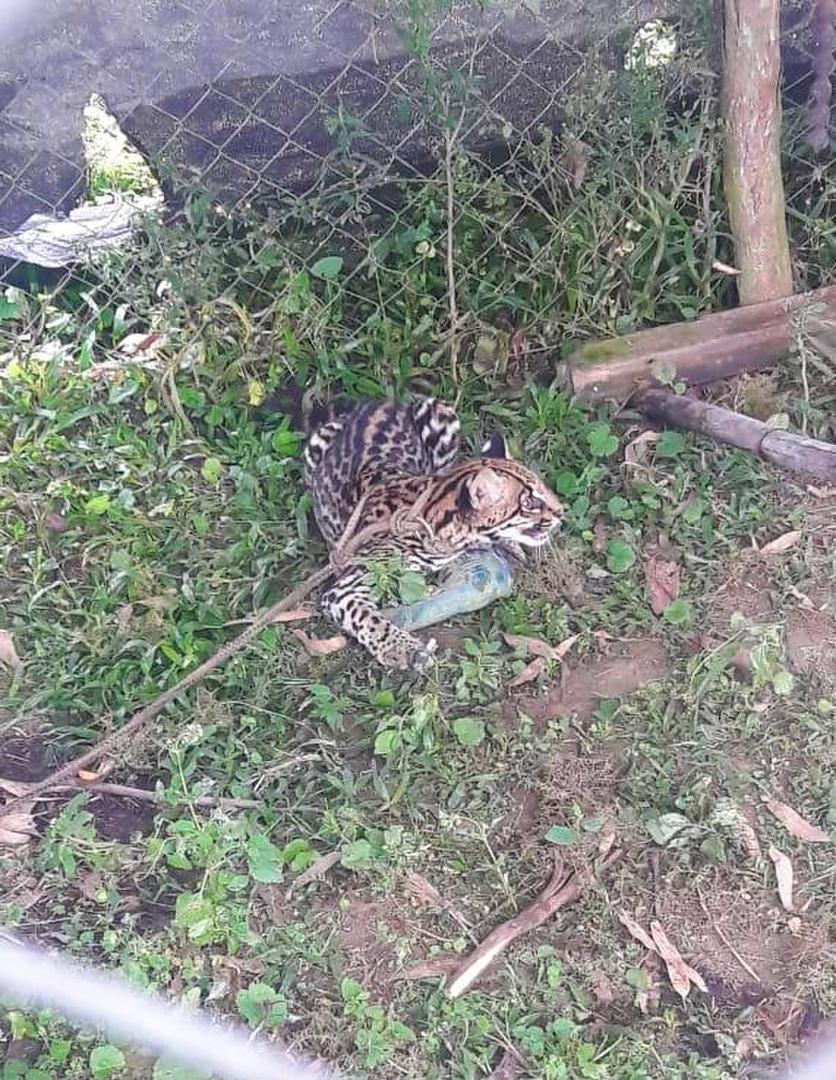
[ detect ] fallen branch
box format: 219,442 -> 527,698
563,283 -> 836,401
42,782 -> 260,811
444,850 -> 621,999
641,389 -> 836,480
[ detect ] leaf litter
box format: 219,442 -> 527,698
768,845 -> 795,911
763,798 -> 830,843
618,912 -> 707,999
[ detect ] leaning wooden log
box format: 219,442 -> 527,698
721,0 -> 793,303
563,283 -> 836,402
641,389 -> 836,481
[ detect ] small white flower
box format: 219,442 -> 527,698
625,21 -> 678,71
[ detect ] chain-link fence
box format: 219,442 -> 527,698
1,0 -> 831,404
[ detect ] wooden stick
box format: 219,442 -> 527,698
721,0 -> 792,303
564,284 -> 836,401
445,855 -> 581,999
45,782 -> 260,810
641,389 -> 836,480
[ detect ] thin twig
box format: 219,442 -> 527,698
441,48 -> 477,386
45,781 -> 260,810
444,119 -> 462,384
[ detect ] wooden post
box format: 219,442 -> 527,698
721,0 -> 793,304
642,390 -> 836,480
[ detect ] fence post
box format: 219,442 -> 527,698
721,0 -> 793,304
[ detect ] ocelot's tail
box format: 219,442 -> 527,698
262,380 -> 351,439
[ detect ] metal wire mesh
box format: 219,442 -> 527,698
0,1 -> 732,384
1,1 -> 831,395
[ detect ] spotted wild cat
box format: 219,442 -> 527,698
303,396 -> 563,672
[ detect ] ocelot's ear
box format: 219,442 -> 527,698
464,466 -> 506,511
480,431 -> 509,459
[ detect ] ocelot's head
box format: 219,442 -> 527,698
451,433 -> 563,548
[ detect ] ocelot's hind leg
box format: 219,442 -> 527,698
321,567 -> 437,672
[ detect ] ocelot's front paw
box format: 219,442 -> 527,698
376,631 -> 437,673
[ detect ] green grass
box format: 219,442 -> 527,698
1,34 -> 835,1080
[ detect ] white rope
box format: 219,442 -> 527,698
0,938 -> 339,1080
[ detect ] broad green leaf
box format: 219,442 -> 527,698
606,539 -> 636,574
662,598 -> 693,627
655,431 -> 685,458
341,838 -> 374,871
544,825 -> 578,845
374,729 -> 401,756
89,1045 -> 125,1079
310,255 -> 343,280
152,1059 -> 211,1080
607,495 -> 632,520
453,717 -> 485,746
586,423 -> 619,457
246,832 -> 283,883
398,570 -> 427,605
85,494 -> 111,516
200,457 -> 222,484
236,982 -> 288,1030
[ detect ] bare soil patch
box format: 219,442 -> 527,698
502,638 -> 668,727
786,584 -> 836,682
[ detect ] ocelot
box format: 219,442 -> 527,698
303,395 -> 563,672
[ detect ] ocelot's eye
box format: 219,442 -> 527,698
523,493 -> 544,512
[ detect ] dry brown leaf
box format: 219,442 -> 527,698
760,530 -> 802,555
510,328 -> 526,369
644,554 -> 680,615
292,850 -> 341,890
403,871 -> 443,909
598,819 -> 617,857
768,845 -> 795,911
115,603 -> 134,634
502,633 -> 555,659
44,511 -> 70,533
292,629 -> 347,656
561,136 -> 591,189
502,632 -> 578,663
118,331 -> 166,357
591,970 -> 615,1007
0,804 -> 37,846
763,798 -> 830,843
624,430 -> 658,468
618,912 -> 658,954
592,517 -> 608,554
508,656 -> 546,687
0,630 -> 22,669
486,1049 -> 525,1080
77,870 -> 104,902
649,921 -> 707,997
